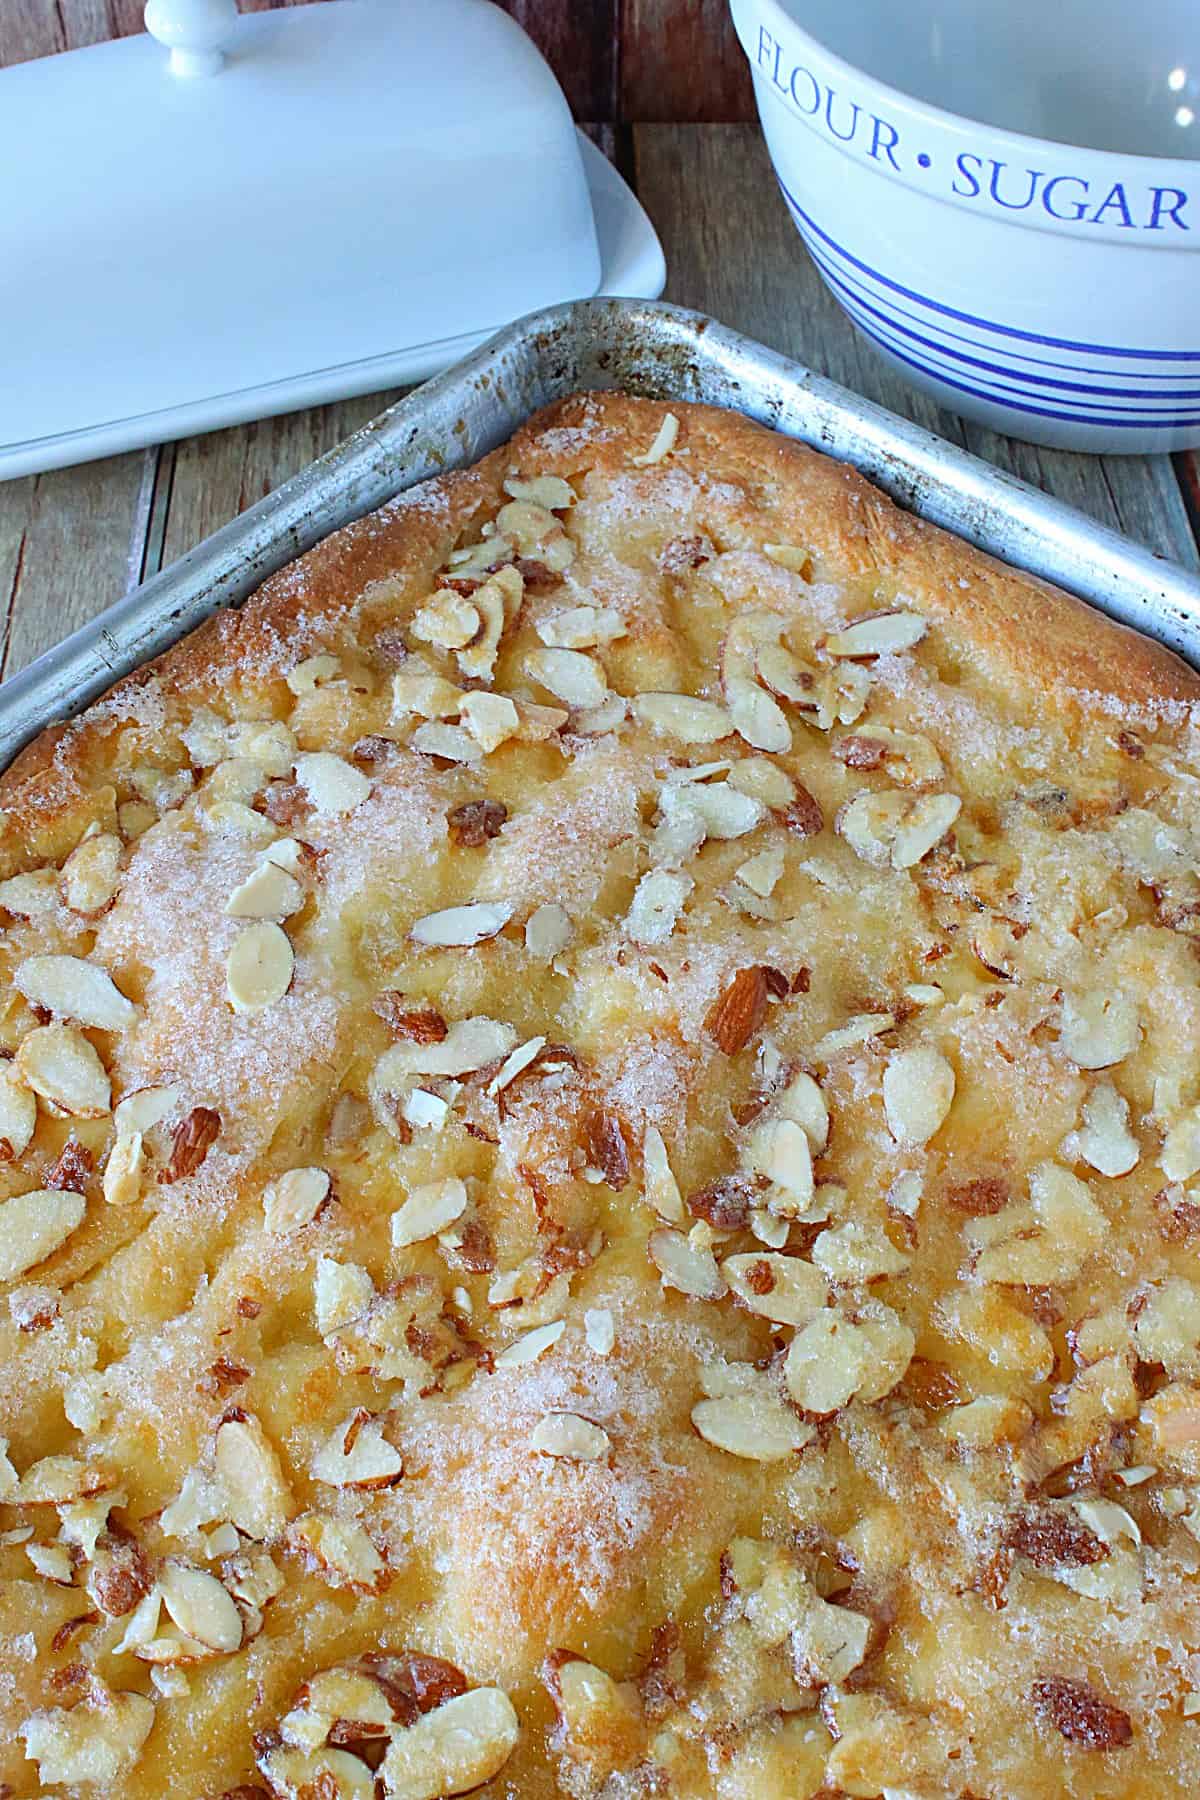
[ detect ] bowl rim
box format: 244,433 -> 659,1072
736,0 -> 1200,180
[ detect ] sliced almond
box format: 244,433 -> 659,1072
0,1188 -> 87,1282
728,757 -> 794,808
392,661 -> 464,719
0,869 -> 59,917
497,499 -> 574,570
410,721 -> 482,764
289,1512 -> 386,1590
724,672 -> 791,756
447,534 -> 513,576
103,1132 -> 143,1207
833,725 -> 943,787
15,955 -> 137,1032
0,1066 -> 37,1159
525,647 -> 607,710
838,789 -> 960,870
642,1124 -> 685,1224
691,1393 -> 812,1461
412,590 -> 483,652
226,922 -> 294,1013
459,691 -> 520,754
486,1035 -> 547,1098
403,1088 -> 451,1131
525,902 -> 573,960
202,798 -> 278,844
784,1311 -> 870,1412
61,833 -> 122,914
114,1084 -> 180,1138
495,1318 -> 565,1367
746,1118 -> 814,1215
882,1045 -> 955,1145
21,1688 -> 155,1787
380,1686 -> 520,1800
13,1453 -> 113,1506
457,565 -> 523,682
723,1252 -> 828,1325
504,472 -> 574,509
584,1308 -> 615,1356
409,901 -> 512,947
754,639 -> 817,708
648,1226 -> 726,1300
686,781 -> 765,840
159,1560 -> 242,1653
314,1257 -> 375,1337
1068,1083 -> 1140,1178
737,846 -> 786,897
811,1218 -> 909,1282
891,792 -> 962,867
214,1414 -> 295,1541
1059,990 -> 1140,1070
259,1745 -> 376,1798
624,867 -> 692,945
812,1012 -> 896,1062
286,652 -> 341,694
372,1016 -> 517,1083
294,752 -> 371,816
312,1412 -> 404,1489
26,1542 -> 75,1584
263,1166 -> 330,1234
631,693 -> 732,744
530,1413 -> 611,1460
762,541 -> 812,574
536,604 -> 625,649
225,860 -> 303,920
392,1176 -> 469,1248
630,412 -> 679,465
825,611 -> 927,657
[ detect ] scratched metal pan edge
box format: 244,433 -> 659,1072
2,294 -> 1199,775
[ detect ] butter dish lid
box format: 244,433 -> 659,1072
0,0 -> 664,478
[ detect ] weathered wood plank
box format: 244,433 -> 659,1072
634,124 -> 1200,568
0,452 -> 151,678
621,0 -> 753,122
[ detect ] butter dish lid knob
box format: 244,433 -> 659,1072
144,0 -> 238,78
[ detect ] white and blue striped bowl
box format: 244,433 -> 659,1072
729,0 -> 1200,453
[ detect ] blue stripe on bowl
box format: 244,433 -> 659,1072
807,246 -> 1200,403
808,245 -> 1200,414
776,177 -> 1200,365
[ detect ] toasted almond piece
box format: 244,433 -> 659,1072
631,693 -> 732,743
260,1744 -> 376,1798
314,1257 -> 375,1337
412,590 -> 483,651
737,846 -> 786,897
392,661 -> 464,719
15,956 -> 137,1032
459,691 -> 520,754
504,472 -> 575,509
723,1252 -> 828,1325
410,721 -> 483,764
0,1188 -> 87,1282
497,499 -> 574,570
812,1012 -> 896,1062
686,782 -> 765,840
525,902 -> 573,960
114,1084 -> 180,1137
754,638 -> 817,708
1059,990 -> 1141,1070
584,1307 -> 615,1355
294,751 -> 371,816
160,1560 -> 242,1653
825,611 -> 927,656
746,1118 -> 814,1214
103,1132 -> 143,1207
372,1016 -> 517,1085
624,867 -> 692,946
380,1686 -> 520,1800
202,798 -> 278,844
969,1161 -> 1106,1285
525,647 -> 607,710
448,533 -> 513,575
486,1035 -> 547,1098
13,1453 -> 113,1506
648,1226 -> 726,1300
409,901 -> 512,948
263,1166 -> 330,1234
892,792 -> 962,867
225,860 -> 303,920
536,604 -> 625,649
312,1412 -> 404,1489
724,671 -> 791,754
728,757 -> 795,808
285,652 -> 341,694
784,1311 -> 870,1412
214,1414 -> 295,1541
1069,1082 -> 1140,1177
495,1318 -> 566,1367
392,1177 -> 469,1248
630,412 -> 679,465
26,1541 -> 75,1584
812,1218 -> 909,1282
642,1124 -> 685,1224
61,833 -> 122,914
882,1045 -> 955,1145
226,922 -> 294,1013
750,1206 -> 790,1247
403,1088 -> 451,1131
691,1393 -> 811,1461
289,1512 -> 386,1589
0,869 -> 59,917
888,1170 -> 924,1218
775,1071 -> 830,1153
0,1066 -> 37,1159
21,1687 -> 155,1787
530,1412 -> 611,1460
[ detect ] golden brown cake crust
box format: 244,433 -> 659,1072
3,392 -> 1200,1800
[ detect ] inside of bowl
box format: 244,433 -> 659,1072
776,0 -> 1199,158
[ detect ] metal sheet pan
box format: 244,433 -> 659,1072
3,296 -> 1199,772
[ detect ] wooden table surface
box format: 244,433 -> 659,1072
2,11 -> 1199,683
